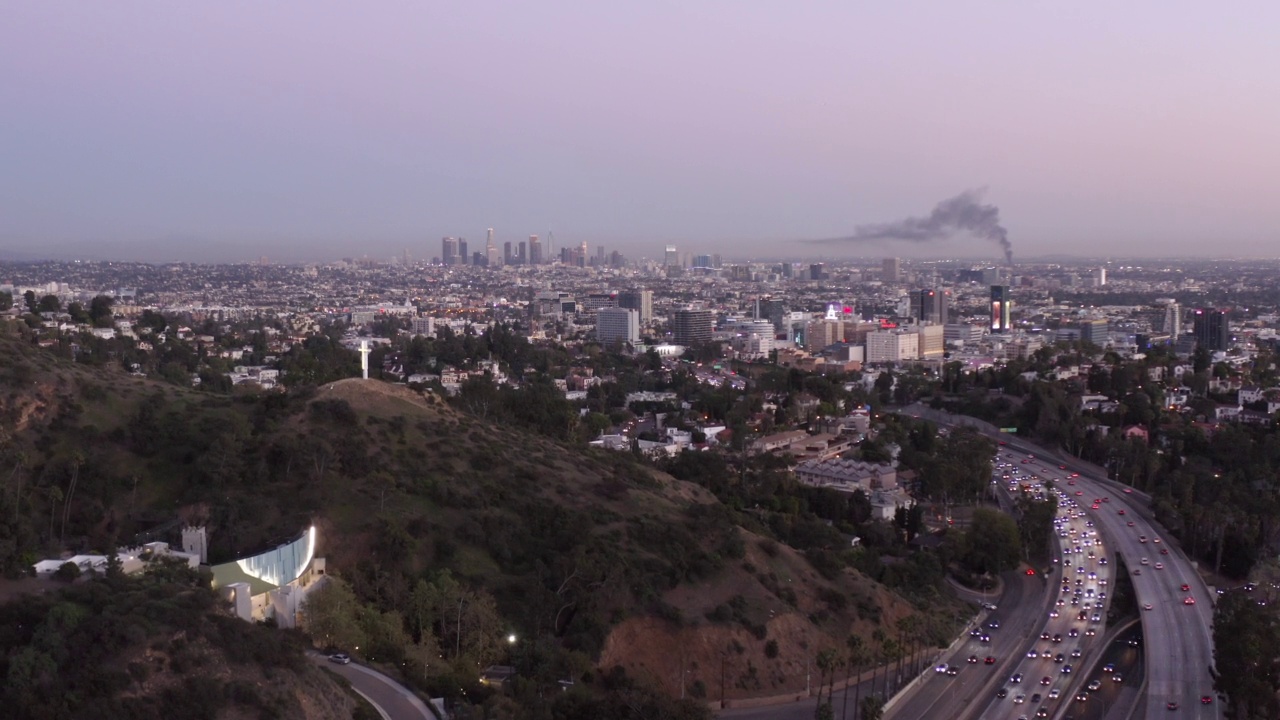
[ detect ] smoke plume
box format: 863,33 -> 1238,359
810,189 -> 1012,265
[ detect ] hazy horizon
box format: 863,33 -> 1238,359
4,3 -> 1279,263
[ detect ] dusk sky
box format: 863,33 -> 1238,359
3,3 -> 1278,263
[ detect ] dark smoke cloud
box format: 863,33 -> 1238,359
809,189 -> 1013,265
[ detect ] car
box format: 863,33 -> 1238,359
988,620 -> 1001,629
1144,603 -> 1154,611
1040,632 -> 1051,640
1113,674 -> 1124,683
1068,479 -> 1076,485
1102,663 -> 1115,673
1184,596 -> 1196,605
1124,487 -> 1132,493
1181,583 -> 1191,591
1068,628 -> 1079,637
1201,695 -> 1213,704
1127,521 -> 1135,527
1054,653 -> 1065,663
968,655 -> 979,664
1011,673 -> 1023,683
1133,568 -> 1142,575
1062,665 -> 1073,674
947,667 -> 959,676
1027,649 -> 1039,658
1154,537 -> 1161,543
1071,647 -> 1082,657
1139,535 -> 1148,543
1036,707 -> 1049,718
1085,628 -> 1096,636
997,688 -> 1009,698
1155,563 -> 1164,569
1087,680 -> 1102,691
1031,693 -> 1042,703
1167,701 -> 1179,710
1141,557 -> 1150,565
980,634 -> 991,642
986,656 -> 997,665
328,652 -> 352,665
1161,548 -> 1170,555
1118,509 -> 1126,515
935,663 -> 950,673
1040,676 -> 1052,686
1076,692 -> 1089,702
1014,693 -> 1026,704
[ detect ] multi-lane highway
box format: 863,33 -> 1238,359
912,407 -> 1220,719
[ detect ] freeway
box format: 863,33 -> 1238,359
912,407 -> 1220,720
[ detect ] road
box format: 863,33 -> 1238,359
309,653 -> 435,720
912,407 -> 1221,720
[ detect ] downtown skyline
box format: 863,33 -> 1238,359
4,2 -> 1280,263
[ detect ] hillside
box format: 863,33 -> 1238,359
0,329 -> 966,709
0,563 -> 364,720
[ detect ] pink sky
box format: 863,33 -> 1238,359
2,2 -> 1278,262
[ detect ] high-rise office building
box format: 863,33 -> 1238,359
672,309 -> 714,345
1192,308 -> 1230,351
617,289 -> 653,323
596,307 -> 640,346
441,237 -> 459,266
882,258 -> 902,282
664,245 -> 679,267
916,289 -> 950,325
518,241 -> 527,265
529,235 -> 542,265
458,239 -> 469,265
485,228 -> 498,266
809,263 -> 826,281
503,241 -> 513,266
1162,302 -> 1181,335
1080,318 -> 1109,346
990,286 -> 1012,334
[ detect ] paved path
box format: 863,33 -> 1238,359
309,653 -> 435,720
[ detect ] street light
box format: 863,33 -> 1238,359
507,634 -> 517,644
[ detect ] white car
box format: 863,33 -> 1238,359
328,652 -> 352,665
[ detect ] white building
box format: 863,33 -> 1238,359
411,316 -> 436,336
866,329 -> 919,364
596,307 -> 640,346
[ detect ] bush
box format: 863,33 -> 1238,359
54,561 -> 81,583
764,639 -> 779,659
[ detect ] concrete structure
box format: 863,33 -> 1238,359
596,307 -> 640,346
882,257 -> 901,283
866,329 -> 919,364
672,308 -> 713,345
33,541 -> 201,579
805,318 -> 843,352
617,289 -> 653,322
916,323 -> 945,359
211,526 -> 327,629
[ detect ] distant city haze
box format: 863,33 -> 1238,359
3,3 -> 1279,263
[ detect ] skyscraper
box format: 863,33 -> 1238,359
916,289 -> 950,325
441,237 -> 458,266
518,241 -> 527,265
990,286 -> 1012,334
529,235 -> 542,265
503,241 -> 513,266
664,245 -> 679,267
1162,302 -> 1181,335
458,239 -> 469,265
617,289 -> 653,323
672,309 -> 713,345
882,258 -> 901,282
486,228 -> 498,266
1193,308 -> 1230,351
596,307 -> 640,346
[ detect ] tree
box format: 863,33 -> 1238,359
37,295 -> 60,314
0,291 -> 12,311
302,577 -> 367,651
89,295 -> 114,328
962,508 -> 1022,575
54,561 -> 81,583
